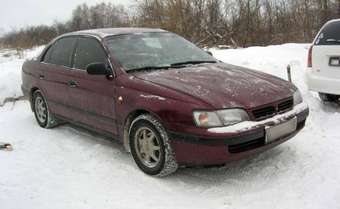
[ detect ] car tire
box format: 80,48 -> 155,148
129,114 -> 178,177
319,93 -> 340,102
32,90 -> 59,128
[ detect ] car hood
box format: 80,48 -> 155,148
133,63 -> 295,109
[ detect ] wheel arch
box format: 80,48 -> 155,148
122,108 -> 167,152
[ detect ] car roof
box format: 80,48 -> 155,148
62,28 -> 167,39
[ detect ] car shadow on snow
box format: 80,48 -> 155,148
309,92 -> 340,113
56,123 -> 135,165
56,121 -> 300,185
319,101 -> 340,113
168,144 -> 298,183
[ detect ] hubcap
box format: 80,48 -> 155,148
35,96 -> 47,124
134,127 -> 161,168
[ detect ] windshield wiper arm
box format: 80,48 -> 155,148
127,65 -> 171,73
326,38 -> 340,43
127,61 -> 217,72
170,60 -> 217,67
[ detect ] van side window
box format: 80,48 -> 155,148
74,37 -> 107,70
315,22 -> 340,45
47,37 -> 77,67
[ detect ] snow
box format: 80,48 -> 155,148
140,94 -> 166,101
0,46 -> 44,105
1,44 -> 340,209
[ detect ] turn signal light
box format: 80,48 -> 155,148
198,112 -> 209,125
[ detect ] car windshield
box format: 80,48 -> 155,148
105,32 -> 216,71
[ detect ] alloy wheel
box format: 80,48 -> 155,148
34,96 -> 47,124
134,127 -> 162,168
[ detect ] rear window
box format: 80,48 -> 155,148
315,21 -> 340,45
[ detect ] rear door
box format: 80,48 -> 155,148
66,36 -> 118,135
313,21 -> 340,79
39,37 -> 77,118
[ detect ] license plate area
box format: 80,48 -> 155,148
329,57 -> 340,66
265,117 -> 297,144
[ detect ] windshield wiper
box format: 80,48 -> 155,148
326,38 -> 340,43
170,60 -> 217,67
127,65 -> 171,73
127,61 -> 218,72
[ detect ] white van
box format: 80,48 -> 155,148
307,19 -> 340,102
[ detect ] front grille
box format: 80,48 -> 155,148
252,98 -> 293,121
278,99 -> 293,113
252,106 -> 276,120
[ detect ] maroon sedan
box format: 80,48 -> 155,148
21,28 -> 309,176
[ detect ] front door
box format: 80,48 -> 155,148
67,37 -> 118,136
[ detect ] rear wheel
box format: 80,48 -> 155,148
319,93 -> 340,102
129,114 -> 178,176
32,90 -> 59,128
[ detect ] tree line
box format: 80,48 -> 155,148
1,0 -> 340,49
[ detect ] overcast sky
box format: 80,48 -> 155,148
0,0 -> 133,34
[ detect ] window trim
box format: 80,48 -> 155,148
40,34 -> 115,77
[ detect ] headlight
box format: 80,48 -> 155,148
193,111 -> 221,127
293,90 -> 303,106
193,109 -> 249,128
216,109 -> 250,126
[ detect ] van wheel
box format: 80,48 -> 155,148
32,90 -> 59,128
319,93 -> 340,102
129,114 -> 178,177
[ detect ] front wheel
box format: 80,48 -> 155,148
129,114 -> 178,176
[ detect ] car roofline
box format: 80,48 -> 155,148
60,28 -> 168,40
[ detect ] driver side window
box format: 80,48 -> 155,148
74,37 -> 108,70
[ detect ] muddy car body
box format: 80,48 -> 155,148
22,28 -> 309,176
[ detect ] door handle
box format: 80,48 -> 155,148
68,80 -> 78,88
39,74 -> 45,80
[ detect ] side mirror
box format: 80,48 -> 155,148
86,62 -> 112,76
206,51 -> 213,56
202,48 -> 213,56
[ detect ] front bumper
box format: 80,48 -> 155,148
169,103 -> 309,165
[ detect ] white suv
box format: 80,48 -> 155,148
307,19 -> 340,102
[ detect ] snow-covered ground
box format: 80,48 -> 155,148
0,46 -> 44,105
1,44 -> 340,209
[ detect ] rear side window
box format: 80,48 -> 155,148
74,37 -> 107,70
44,37 -> 77,67
42,45 -> 54,63
315,21 -> 340,45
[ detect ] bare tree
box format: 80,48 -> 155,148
1,0 -> 340,49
